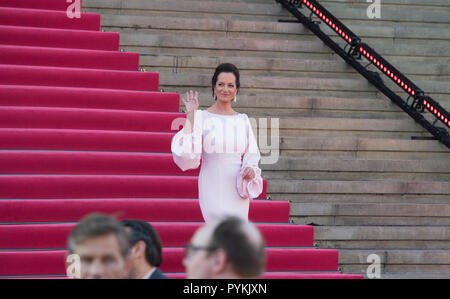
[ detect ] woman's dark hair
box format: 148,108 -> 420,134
211,63 -> 240,100
121,219 -> 163,267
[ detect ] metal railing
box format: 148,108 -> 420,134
276,0 -> 450,149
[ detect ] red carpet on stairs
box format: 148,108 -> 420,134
0,107 -> 182,132
0,25 -> 120,51
0,0 -> 81,11
0,223 -> 314,249
0,85 -> 180,111
0,248 -> 340,276
0,0 -> 363,280
0,198 -> 290,223
0,7 -> 100,31
0,45 -> 140,70
0,129 -> 176,152
0,64 -> 159,91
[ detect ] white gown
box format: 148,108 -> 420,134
171,109 -> 263,223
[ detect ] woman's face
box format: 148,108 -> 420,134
214,72 -> 238,103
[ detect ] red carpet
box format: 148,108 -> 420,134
0,25 -> 119,50
0,199 -> 289,223
0,0 -> 82,11
0,223 -> 314,249
0,7 -> 100,31
0,107 -> 183,132
0,129 -> 176,152
0,45 -> 139,70
0,85 -> 180,111
0,1 -> 363,279
0,249 -> 339,276
0,65 -> 159,91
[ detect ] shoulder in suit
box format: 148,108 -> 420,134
149,268 -> 170,279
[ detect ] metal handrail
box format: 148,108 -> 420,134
276,0 -> 450,149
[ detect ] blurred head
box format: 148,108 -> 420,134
183,216 -> 266,279
121,220 -> 163,278
211,63 -> 240,103
67,213 -> 131,279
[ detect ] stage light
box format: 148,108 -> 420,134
293,0 -> 359,46
357,44 -> 422,98
420,96 -> 450,128
281,0 -> 450,143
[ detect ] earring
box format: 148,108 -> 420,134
233,95 -> 237,102
213,90 -> 217,101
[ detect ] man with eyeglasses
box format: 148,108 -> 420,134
182,216 -> 266,279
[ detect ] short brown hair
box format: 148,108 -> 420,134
207,217 -> 266,277
68,213 -> 130,257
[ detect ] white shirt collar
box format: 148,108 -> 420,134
142,268 -> 157,279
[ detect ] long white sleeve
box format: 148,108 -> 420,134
237,114 -> 263,199
171,110 -> 203,171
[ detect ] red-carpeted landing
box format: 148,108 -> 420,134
0,45 -> 140,70
0,223 -> 314,249
0,1 -> 363,279
0,7 -> 100,31
0,249 -> 341,275
0,25 -> 120,50
0,198 -> 289,223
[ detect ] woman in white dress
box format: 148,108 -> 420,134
171,63 -> 263,223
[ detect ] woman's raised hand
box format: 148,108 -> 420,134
182,90 -> 199,114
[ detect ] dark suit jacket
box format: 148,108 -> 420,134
149,268 -> 170,279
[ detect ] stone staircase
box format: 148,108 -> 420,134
82,0 -> 450,278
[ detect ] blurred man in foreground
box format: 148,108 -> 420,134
66,213 -> 131,279
121,219 -> 170,279
183,216 -> 266,279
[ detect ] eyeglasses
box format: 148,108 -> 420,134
184,243 -> 218,259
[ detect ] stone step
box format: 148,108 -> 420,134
313,226 -> 450,250
277,193 -> 450,204
154,66 -> 449,112
140,53 -> 353,74
83,0 -> 293,21
165,85 -> 382,108
140,52 -> 450,78
261,157 -> 450,181
157,70 -> 373,92
321,0 -> 450,7
268,179 -> 450,195
211,0 -> 450,8
157,72 -> 394,113
291,203 -> 450,226
172,90 -> 406,119
83,0 -> 450,24
98,13 -> 450,42
315,2 -> 450,24
338,249 -> 450,277
371,273 -> 450,279
275,116 -> 428,138
118,32 -> 332,55
191,94 -> 407,119
279,136 -> 450,160
117,31 -> 449,60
